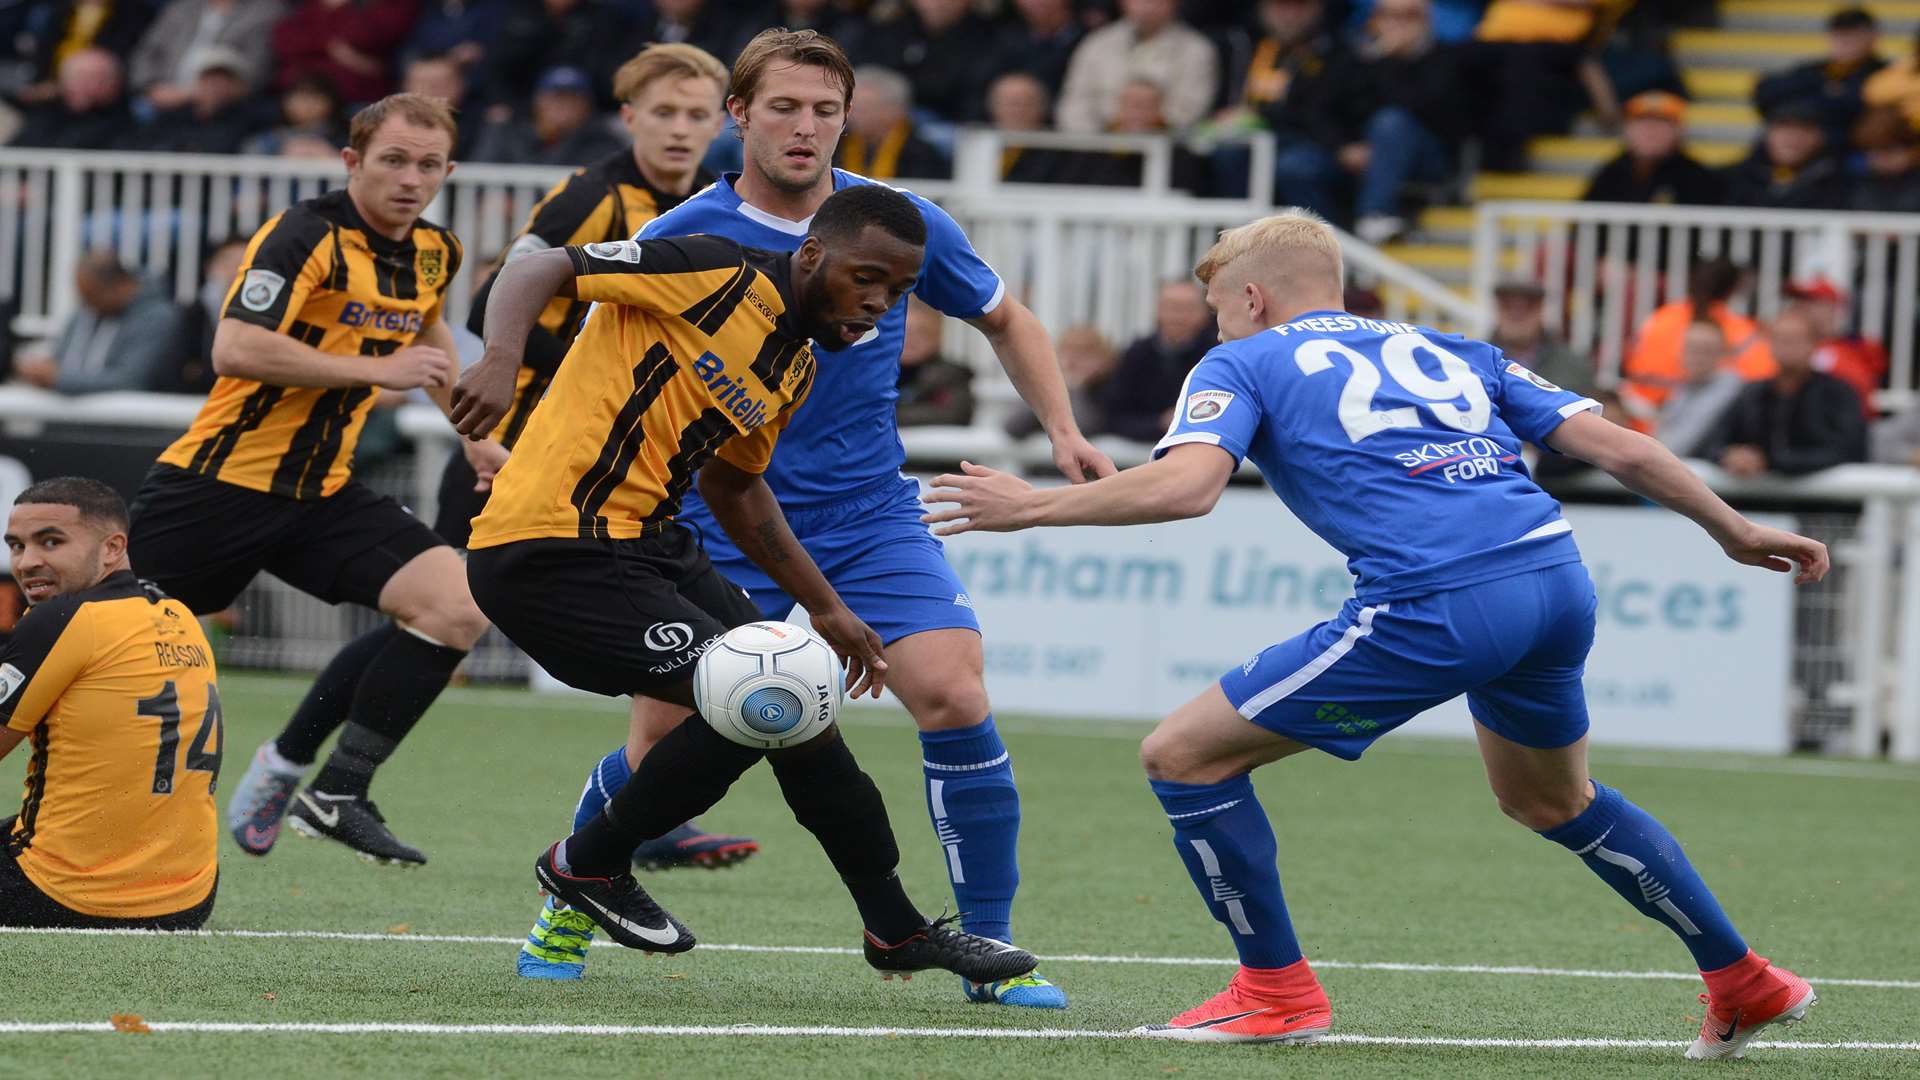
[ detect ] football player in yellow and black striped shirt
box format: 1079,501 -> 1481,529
127,94 -> 492,870
448,186 -> 1035,983
435,43 -> 728,546
1,478 -> 221,929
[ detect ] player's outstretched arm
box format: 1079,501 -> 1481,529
211,319 -> 452,392
1546,409 -> 1830,584
968,297 -> 1117,482
921,444 -> 1235,534
698,458 -> 888,699
450,248 -> 579,439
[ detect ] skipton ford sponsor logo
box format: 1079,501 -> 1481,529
1396,437 -> 1518,484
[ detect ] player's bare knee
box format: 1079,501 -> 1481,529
404,595 -> 490,650
1496,793 -> 1585,832
1140,727 -> 1203,782
906,676 -> 990,732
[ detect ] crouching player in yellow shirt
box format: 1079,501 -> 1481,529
0,477 -> 221,929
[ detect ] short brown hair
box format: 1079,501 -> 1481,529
729,28 -> 855,109
613,43 -> 728,104
348,92 -> 458,156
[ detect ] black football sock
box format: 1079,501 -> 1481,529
560,716 -> 762,878
308,628 -> 467,798
275,624 -> 399,765
767,731 -> 924,943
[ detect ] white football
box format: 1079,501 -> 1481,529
693,621 -> 843,750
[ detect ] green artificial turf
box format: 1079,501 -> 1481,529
1,673 -> 1915,1079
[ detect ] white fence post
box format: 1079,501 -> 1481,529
1893,498 -> 1920,762
47,157 -> 83,332
1847,497 -> 1893,758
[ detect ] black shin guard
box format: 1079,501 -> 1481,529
768,731 -> 923,943
275,625 -> 399,765
308,628 -> 466,797
562,716 -> 762,877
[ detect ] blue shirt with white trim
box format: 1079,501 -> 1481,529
634,170 -> 1005,508
1153,311 -> 1600,603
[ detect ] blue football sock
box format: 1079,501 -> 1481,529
919,716 -> 1020,944
1151,776 -> 1302,969
1540,780 -> 1748,971
573,745 -> 632,831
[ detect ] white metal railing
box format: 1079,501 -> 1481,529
0,139 -> 1467,373
1472,200 -> 1920,409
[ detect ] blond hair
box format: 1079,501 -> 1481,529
1194,209 -> 1343,295
613,43 -> 728,104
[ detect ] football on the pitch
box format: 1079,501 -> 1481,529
694,621 -> 843,750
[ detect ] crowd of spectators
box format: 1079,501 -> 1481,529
1583,7 -> 1920,215
0,1 -> 1699,216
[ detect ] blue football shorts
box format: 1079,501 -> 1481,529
682,475 -> 980,645
1221,561 -> 1598,760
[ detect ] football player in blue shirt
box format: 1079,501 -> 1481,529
924,211 -> 1829,1057
508,29 -> 1111,1008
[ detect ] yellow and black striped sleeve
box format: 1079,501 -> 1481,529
508,169 -> 618,260
565,236 -> 752,316
0,597 -> 93,734
715,357 -> 816,475
221,208 -> 340,336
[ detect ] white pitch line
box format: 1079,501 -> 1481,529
0,1021 -> 1915,1051
5,926 -> 1918,990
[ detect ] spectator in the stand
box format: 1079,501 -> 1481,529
748,0 -> 852,44
990,0 -> 1083,97
143,46 -> 266,154
277,131 -> 339,158
472,64 -> 623,164
404,0 -> 504,71
1463,0 -> 1605,171
1318,0 -> 1468,243
1621,258 -> 1776,423
988,71 -> 1075,183
837,66 -> 950,181
1721,102 -> 1849,210
129,0 -> 284,110
488,0 -> 635,109
2,0 -> 154,102
1007,324 -> 1115,439
1754,6 -> 1885,155
1101,280 -> 1214,441
241,72 -> 345,155
13,252 -> 180,394
401,53 -> 478,159
632,0 -> 741,67
1654,319 -> 1745,458
271,0 -> 421,105
1208,0 -> 1343,206
1790,276 -> 1884,420
160,237 -> 246,395
1056,0 -> 1219,133
8,47 -> 132,149
1080,77 -> 1207,191
1712,307 -> 1867,477
1489,280 -> 1594,397
896,299 -> 974,427
1850,107 -> 1920,213
1583,90 -> 1726,206
1862,27 -> 1920,135
849,0 -> 997,123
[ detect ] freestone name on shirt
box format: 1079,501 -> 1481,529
339,301 -> 423,333
1274,315 -> 1421,336
693,352 -> 771,430
153,640 -> 211,669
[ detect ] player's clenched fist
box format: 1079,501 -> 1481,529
373,345 -> 456,391
449,354 -> 519,439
